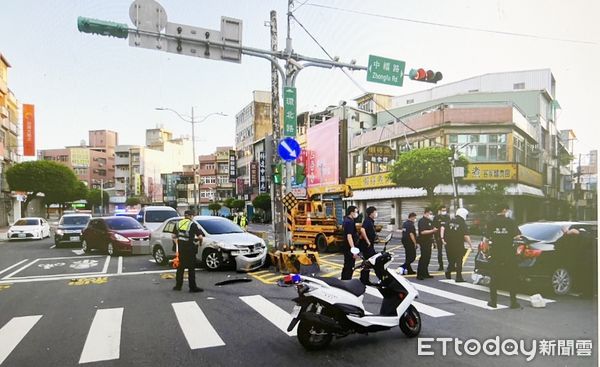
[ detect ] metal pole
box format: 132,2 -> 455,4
270,10 -> 286,251
100,179 -> 104,215
191,107 -> 198,212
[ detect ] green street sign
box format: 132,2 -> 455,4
366,55 -> 406,87
283,87 -> 297,137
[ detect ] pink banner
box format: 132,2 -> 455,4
306,117 -> 339,187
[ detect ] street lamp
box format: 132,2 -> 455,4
155,107 -> 227,212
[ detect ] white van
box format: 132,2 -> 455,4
136,206 -> 179,232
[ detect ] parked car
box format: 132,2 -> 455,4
150,216 -> 267,271
81,216 -> 151,256
136,206 -> 178,232
54,213 -> 92,247
474,221 -> 598,296
115,212 -> 139,220
7,217 -> 51,240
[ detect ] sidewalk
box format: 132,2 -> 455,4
0,226 -> 9,241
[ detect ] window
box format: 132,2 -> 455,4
406,99 -> 414,104
145,210 -> 178,223
450,133 -> 508,162
513,82 -> 525,90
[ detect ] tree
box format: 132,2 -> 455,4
88,189 -> 110,211
389,147 -> 468,201
126,197 -> 141,206
233,199 -> 245,212
6,160 -> 81,212
223,197 -> 236,214
252,193 -> 271,213
473,183 -> 508,215
208,202 -> 221,216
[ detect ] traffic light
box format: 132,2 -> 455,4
271,163 -> 282,185
77,17 -> 129,39
408,68 -> 443,83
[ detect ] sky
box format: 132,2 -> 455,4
1,0 -> 599,159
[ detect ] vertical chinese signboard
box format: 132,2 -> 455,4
250,161 -> 258,187
229,150 -> 237,183
259,151 -> 266,193
23,104 -> 35,156
283,87 -> 296,137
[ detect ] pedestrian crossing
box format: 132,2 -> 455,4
0,278 -> 554,365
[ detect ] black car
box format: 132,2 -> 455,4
474,221 -> 597,296
54,214 -> 92,247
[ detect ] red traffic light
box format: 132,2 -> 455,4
409,68 -> 443,83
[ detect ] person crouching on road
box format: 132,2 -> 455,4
358,206 -> 378,285
341,206 -> 360,280
400,213 -> 418,275
173,210 -> 204,293
445,207 -> 472,282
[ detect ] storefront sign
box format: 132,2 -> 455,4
259,151 -> 266,193
346,172 -> 395,190
229,150 -> 237,182
463,163 -> 517,181
517,164 -> 543,188
364,144 -> 395,164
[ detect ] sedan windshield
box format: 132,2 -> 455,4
146,210 -> 178,223
197,219 -> 244,235
105,217 -> 144,230
60,216 -> 91,226
519,223 -> 564,242
14,219 -> 40,226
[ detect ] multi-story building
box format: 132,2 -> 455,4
112,129 -> 193,209
575,149 -> 597,220
0,53 -> 22,226
39,130 -> 118,190
345,69 -> 573,227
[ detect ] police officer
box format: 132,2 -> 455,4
401,213 -> 418,275
486,203 -> 521,309
358,206 -> 378,285
433,205 -> 450,271
445,207 -> 472,282
341,206 -> 359,280
173,210 -> 204,293
417,208 -> 438,280
239,212 -> 248,231
232,212 -> 239,225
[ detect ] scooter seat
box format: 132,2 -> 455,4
316,277 -> 366,297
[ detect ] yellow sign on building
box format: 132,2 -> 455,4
346,172 -> 395,190
463,163 -> 518,181
517,164 -> 543,187
70,148 -> 90,168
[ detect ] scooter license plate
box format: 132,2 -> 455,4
290,305 -> 301,318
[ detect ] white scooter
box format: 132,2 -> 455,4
285,234 -> 421,350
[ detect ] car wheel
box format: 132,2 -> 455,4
203,249 -> 222,271
106,242 -> 116,256
153,246 -> 168,266
82,240 -> 91,253
551,268 -> 572,296
316,234 -> 328,253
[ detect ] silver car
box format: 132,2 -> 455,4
150,216 -> 267,272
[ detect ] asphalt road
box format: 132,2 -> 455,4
0,237 -> 597,367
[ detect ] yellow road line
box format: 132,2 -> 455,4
462,248 -> 472,266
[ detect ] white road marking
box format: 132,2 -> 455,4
49,245 -> 56,249
412,283 -> 508,310
0,269 -> 177,285
0,259 -> 29,277
79,308 -> 123,364
364,286 -> 454,318
2,259 -> 39,280
72,249 -> 85,255
101,256 -> 110,273
240,295 -> 297,336
172,302 -> 225,349
117,257 -> 123,274
438,279 -> 556,303
0,315 -> 43,365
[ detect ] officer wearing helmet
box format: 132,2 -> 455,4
445,207 -> 472,282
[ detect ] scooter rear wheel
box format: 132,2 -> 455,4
399,305 -> 421,337
297,319 -> 333,350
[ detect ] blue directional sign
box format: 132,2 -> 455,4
278,137 -> 301,162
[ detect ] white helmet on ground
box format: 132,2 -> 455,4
456,207 -> 469,220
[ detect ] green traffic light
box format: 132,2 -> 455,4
77,16 -> 129,39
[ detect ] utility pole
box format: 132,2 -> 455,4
270,10 -> 286,250
100,179 -> 104,215
576,153 -> 582,220
191,106 -> 198,212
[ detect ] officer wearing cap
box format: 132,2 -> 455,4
173,210 -> 204,293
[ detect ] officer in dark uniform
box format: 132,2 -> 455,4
486,203 -> 521,309
173,210 -> 204,293
417,208 -> 438,280
445,207 -> 472,282
433,205 -> 450,271
401,213 -> 418,274
358,206 -> 378,285
341,206 -> 359,280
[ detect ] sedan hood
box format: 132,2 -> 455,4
10,225 -> 41,231
114,229 -> 151,238
58,225 -> 87,230
209,232 -> 263,247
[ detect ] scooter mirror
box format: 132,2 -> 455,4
350,247 -> 360,255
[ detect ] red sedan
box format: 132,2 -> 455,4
82,216 -> 151,256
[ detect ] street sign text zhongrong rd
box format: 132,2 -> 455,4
367,55 -> 405,87
283,87 -> 297,137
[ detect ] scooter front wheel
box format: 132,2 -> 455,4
399,305 -> 421,338
297,319 -> 333,350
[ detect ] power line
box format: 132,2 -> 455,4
304,3 -> 598,46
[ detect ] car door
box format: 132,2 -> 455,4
161,219 -> 179,256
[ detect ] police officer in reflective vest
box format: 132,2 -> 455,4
173,210 -> 204,293
239,212 -> 248,231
